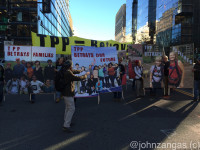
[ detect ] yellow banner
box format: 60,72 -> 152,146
31,32 -> 131,55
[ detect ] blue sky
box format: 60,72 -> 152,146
69,0 -> 126,41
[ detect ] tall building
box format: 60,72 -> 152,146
135,0 -> 156,44
0,0 -> 73,57
125,0 -> 133,42
156,0 -> 193,52
115,4 -> 126,43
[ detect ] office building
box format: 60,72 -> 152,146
135,0 -> 156,44
115,4 -> 126,43
0,0 -> 73,57
125,0 -> 133,42
156,0 -> 194,53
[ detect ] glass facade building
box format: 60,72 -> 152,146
125,0 -> 133,42
37,0 -> 73,37
156,0 -> 193,49
135,0 -> 156,44
0,0 -> 73,57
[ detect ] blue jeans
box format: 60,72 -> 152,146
0,82 -> 4,103
194,80 -> 200,99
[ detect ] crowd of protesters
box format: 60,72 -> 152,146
0,53 -> 200,133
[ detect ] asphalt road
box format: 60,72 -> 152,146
0,86 -> 199,150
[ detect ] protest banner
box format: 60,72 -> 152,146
4,45 -> 56,100
71,46 -> 122,98
31,32 -> 131,55
5,45 -> 31,62
32,46 -> 56,62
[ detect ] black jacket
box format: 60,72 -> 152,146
34,67 -> 44,82
44,65 -> 55,80
62,70 -> 86,97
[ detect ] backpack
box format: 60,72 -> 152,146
55,68 -> 66,92
152,65 -> 163,83
168,61 -> 182,87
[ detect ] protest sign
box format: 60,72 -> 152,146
71,46 -> 122,98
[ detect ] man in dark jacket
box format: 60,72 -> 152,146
0,65 -> 4,105
62,60 -> 89,133
193,57 -> 200,101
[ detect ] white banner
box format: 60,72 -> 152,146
71,46 -> 118,68
4,45 -> 31,61
32,46 -> 56,62
4,46 -> 56,62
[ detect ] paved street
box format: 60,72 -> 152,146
0,85 -> 200,150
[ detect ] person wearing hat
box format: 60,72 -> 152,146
0,64 -> 4,105
44,59 -> 55,88
13,58 -> 25,79
192,56 -> 200,101
62,60 -> 89,133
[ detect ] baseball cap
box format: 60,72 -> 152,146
16,58 -> 20,61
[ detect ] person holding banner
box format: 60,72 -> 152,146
134,60 -> 144,98
0,65 -> 4,105
62,60 -> 89,133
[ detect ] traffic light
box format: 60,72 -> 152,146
42,0 -> 51,13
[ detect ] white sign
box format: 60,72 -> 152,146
32,46 -> 56,62
71,46 -> 118,67
144,52 -> 163,56
4,45 -> 31,61
4,46 -> 56,62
